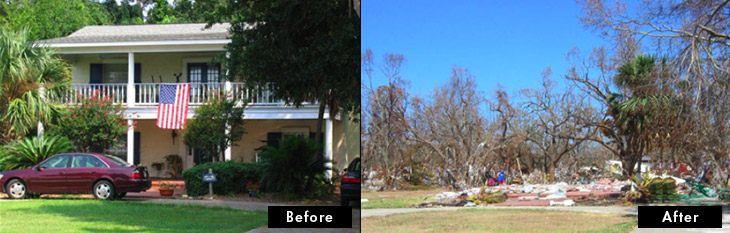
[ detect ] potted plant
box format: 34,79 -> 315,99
151,162 -> 164,177
246,181 -> 260,198
159,182 -> 176,196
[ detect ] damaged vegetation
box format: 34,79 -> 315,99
362,0 -> 730,211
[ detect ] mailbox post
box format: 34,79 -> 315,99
202,168 -> 217,200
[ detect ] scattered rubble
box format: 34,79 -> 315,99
417,179 -> 632,208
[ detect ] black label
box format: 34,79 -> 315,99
268,206 -> 352,228
638,206 -> 722,228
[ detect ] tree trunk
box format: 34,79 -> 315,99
548,163 -> 556,180
315,101 -> 326,147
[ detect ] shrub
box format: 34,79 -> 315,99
259,135 -> 332,200
184,96 -> 246,162
182,161 -> 263,196
0,135 -> 74,171
49,91 -> 128,151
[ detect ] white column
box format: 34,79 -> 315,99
127,119 -> 135,165
325,118 -> 334,180
221,52 -> 233,161
127,52 -> 135,107
224,124 -> 232,161
224,80 -> 233,161
37,86 -> 45,138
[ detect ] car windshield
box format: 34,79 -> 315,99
103,154 -> 132,167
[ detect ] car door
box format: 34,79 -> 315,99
28,155 -> 72,193
66,154 -> 108,192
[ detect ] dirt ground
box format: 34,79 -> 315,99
361,188 -> 448,202
362,208 -> 635,233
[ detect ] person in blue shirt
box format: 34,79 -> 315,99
498,170 -> 506,185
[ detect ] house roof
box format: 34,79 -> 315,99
39,23 -> 230,44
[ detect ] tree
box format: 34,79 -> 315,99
147,0 -> 177,24
521,68 -> 593,177
171,0 -> 199,23
198,0 -> 360,148
361,49 -> 412,189
0,0 -> 111,40
183,96 -> 246,163
568,51 -> 680,177
579,0 -> 730,183
0,26 -> 71,144
406,67 -> 491,189
104,0 -> 144,25
49,91 -> 128,152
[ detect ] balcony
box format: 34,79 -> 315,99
49,82 -> 297,106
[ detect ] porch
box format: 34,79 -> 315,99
48,82 -> 288,106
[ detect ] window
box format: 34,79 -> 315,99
103,154 -> 132,167
90,63 -> 140,84
41,155 -> 71,169
71,155 -> 108,168
188,63 -> 221,83
101,64 -> 128,83
348,159 -> 361,172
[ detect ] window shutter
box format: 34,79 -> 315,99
134,63 -> 141,83
267,132 -> 282,148
90,64 -> 103,84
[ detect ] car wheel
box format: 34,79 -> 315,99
116,192 -> 127,199
93,180 -> 115,200
6,179 -> 27,199
341,196 -> 349,206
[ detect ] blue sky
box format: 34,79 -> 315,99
362,1 -> 608,101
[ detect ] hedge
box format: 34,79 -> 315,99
182,161 -> 264,196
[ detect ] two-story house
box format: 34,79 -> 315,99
38,23 -> 360,176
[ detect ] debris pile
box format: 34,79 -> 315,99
418,179 -> 632,208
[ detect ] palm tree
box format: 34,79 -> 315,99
0,26 -> 71,144
607,55 -> 677,177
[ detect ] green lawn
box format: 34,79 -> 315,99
0,199 -> 267,233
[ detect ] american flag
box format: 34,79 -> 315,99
156,84 -> 190,129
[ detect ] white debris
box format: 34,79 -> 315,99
361,199 -> 368,202
434,192 -> 460,200
550,199 -> 575,206
464,201 -> 477,207
544,189 -> 567,199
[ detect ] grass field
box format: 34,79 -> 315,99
361,188 -> 446,209
362,208 -> 637,233
0,199 -> 267,233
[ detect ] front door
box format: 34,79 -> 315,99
28,155 -> 72,193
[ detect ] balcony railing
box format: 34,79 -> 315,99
49,82 -> 303,106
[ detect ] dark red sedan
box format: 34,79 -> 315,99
0,153 -> 151,200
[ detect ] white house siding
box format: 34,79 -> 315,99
135,118 -> 359,177
65,52 -> 222,84
136,120 -> 185,177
